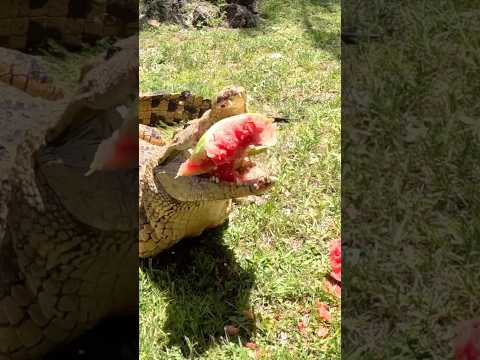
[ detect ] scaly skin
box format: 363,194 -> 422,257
139,86 -> 274,258
0,1 -> 137,50
155,85 -> 248,164
139,90 -> 211,126
139,124 -> 164,146
0,37 -> 137,359
139,157 -> 232,257
0,47 -> 64,100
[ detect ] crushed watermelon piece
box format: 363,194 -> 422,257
177,113 -> 277,182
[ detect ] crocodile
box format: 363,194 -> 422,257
0,47 -> 64,100
154,85 -> 248,163
139,123 -> 164,146
139,90 -> 211,126
0,36 -> 137,359
0,0 -> 137,50
139,85 -> 275,258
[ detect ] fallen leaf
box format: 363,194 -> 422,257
147,19 -> 161,27
317,325 -> 329,338
245,342 -> 257,350
324,277 -> 341,298
316,301 -> 331,322
243,309 -> 256,321
298,320 -> 306,334
255,348 -> 264,359
224,325 -> 240,337
330,270 -> 341,283
298,312 -> 311,334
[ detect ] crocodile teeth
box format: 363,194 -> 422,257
209,176 -> 220,183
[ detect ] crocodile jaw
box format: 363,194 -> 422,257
154,153 -> 275,202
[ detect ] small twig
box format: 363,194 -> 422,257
342,31 -> 381,45
272,116 -> 291,123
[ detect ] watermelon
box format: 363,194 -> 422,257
177,113 -> 277,182
85,114 -> 138,176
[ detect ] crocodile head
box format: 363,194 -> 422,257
155,86 -> 275,202
210,85 -> 247,119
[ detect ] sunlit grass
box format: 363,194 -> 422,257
140,1 -> 340,358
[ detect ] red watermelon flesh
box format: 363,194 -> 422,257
86,113 -> 138,176
177,113 -> 276,182
85,130 -> 138,176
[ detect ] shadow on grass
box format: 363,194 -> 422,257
236,0 -> 340,59
142,222 -> 256,357
300,0 -> 340,58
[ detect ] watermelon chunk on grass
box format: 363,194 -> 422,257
177,113 -> 277,183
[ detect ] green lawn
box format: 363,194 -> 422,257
342,1 -> 480,358
139,1 -> 341,359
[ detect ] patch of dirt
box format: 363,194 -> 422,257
140,0 -> 260,29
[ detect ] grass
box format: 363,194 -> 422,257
39,39 -> 115,96
139,0 -> 340,359
342,1 -> 480,358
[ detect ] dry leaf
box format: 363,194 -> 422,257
245,342 -> 257,350
316,301 -> 331,322
147,19 -> 161,27
324,277 -> 341,298
255,348 -> 265,359
317,325 -> 329,338
298,313 -> 311,334
224,325 -> 240,337
243,309 -> 256,321
330,270 -> 341,283
297,320 -> 307,334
